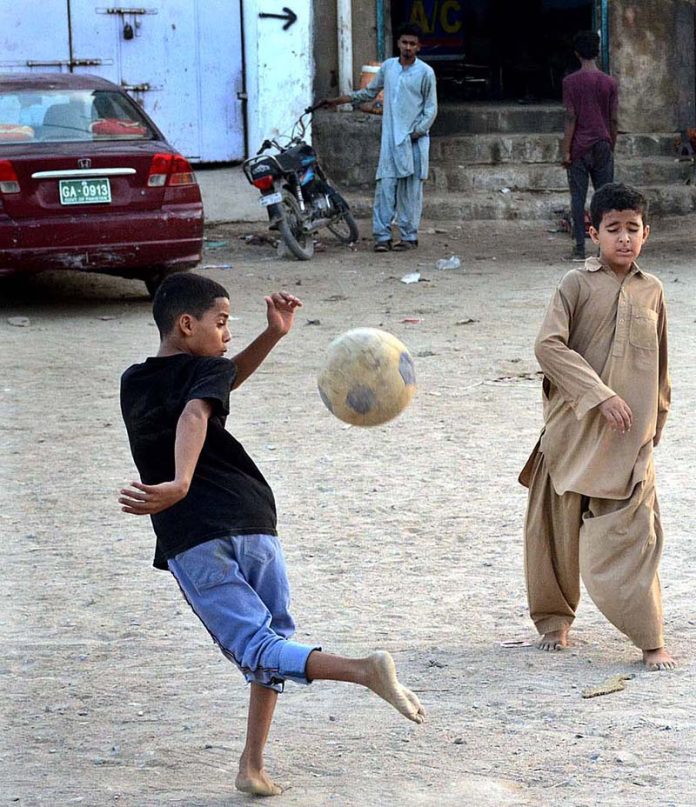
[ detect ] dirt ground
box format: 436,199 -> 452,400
2,215 -> 695,807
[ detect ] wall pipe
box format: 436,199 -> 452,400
600,0 -> 609,72
238,0 -> 249,159
337,0 -> 353,95
376,0 -> 385,62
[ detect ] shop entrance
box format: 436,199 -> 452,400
392,0 -> 597,102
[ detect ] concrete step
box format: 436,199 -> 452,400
432,102 -> 564,135
428,158 -> 692,193
344,184 -> 696,222
313,108 -> 695,221
429,133 -> 680,165
617,133 -> 682,159
617,158 -> 693,186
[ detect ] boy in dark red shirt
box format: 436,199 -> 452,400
562,30 -> 618,261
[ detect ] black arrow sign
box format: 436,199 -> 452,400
259,7 -> 297,31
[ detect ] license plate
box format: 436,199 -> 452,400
59,177 -> 111,206
260,191 -> 282,207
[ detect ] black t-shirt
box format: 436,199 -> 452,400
120,354 -> 277,569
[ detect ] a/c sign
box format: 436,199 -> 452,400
409,0 -> 463,35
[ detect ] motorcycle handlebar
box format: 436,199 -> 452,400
256,138 -> 282,155
254,104 -> 325,154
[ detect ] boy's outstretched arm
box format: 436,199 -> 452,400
119,398 -> 213,515
231,292 -> 302,388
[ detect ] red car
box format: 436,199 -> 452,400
0,73 -> 203,295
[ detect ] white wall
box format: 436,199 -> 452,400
0,0 -> 245,161
243,0 -> 314,155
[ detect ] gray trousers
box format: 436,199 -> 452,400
373,143 -> 423,243
567,140 -> 614,249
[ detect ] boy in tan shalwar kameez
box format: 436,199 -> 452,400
521,183 -> 675,671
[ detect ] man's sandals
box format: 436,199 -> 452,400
373,240 -> 418,253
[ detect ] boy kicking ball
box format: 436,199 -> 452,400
520,183 -> 676,671
119,273 -> 424,797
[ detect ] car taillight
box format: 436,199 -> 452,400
169,155 -> 196,186
253,175 -> 275,191
147,153 -> 172,187
147,153 -> 197,187
0,160 -> 20,193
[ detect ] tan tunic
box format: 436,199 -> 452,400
535,257 -> 670,499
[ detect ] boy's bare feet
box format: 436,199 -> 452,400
365,651 -> 426,724
235,767 -> 283,797
538,626 -> 570,651
236,750 -> 282,797
642,647 -> 676,671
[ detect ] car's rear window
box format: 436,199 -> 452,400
0,88 -> 156,144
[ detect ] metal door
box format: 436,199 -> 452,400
0,0 -> 71,72
0,0 -> 245,161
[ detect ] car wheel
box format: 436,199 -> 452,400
144,268 -> 187,299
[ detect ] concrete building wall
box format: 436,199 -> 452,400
312,1 -> 695,134
610,0 -> 695,132
313,0 -> 386,100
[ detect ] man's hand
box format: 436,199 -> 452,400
119,480 -> 188,515
599,395 -> 633,433
321,96 -> 352,108
561,151 -> 572,168
410,131 -> 421,141
265,291 -> 303,336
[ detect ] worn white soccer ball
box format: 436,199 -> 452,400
317,327 -> 416,427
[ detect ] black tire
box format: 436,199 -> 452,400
327,208 -> 359,244
144,267 -> 187,299
277,190 -> 314,260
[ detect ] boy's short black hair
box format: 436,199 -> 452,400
396,22 -> 422,40
590,182 -> 649,229
152,272 -> 229,337
573,30 -> 600,60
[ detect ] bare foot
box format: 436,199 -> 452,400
538,626 -> 570,651
365,651 -> 426,724
235,763 -> 283,797
643,647 -> 677,671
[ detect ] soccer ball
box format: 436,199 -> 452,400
317,327 -> 416,426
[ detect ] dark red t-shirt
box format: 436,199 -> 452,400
562,69 -> 618,161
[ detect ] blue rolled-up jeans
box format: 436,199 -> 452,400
168,534 -> 319,692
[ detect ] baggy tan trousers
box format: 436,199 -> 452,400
522,448 -> 664,650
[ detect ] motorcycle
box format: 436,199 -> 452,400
242,105 -> 359,260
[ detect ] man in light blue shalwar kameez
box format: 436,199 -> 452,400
326,24 -> 437,252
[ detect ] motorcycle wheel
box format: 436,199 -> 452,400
278,190 -> 314,260
327,211 -> 359,244
326,191 -> 359,244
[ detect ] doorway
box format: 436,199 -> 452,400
392,0 -> 596,101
